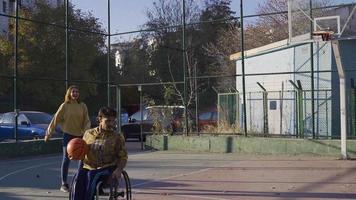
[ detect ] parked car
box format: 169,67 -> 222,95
90,108 -> 129,128
121,106 -> 185,141
0,111 -> 62,141
198,110 -> 218,131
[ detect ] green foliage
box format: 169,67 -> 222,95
0,1 -> 107,113
163,85 -> 175,104
143,0 -> 237,110
200,0 -> 235,44
193,1 -> 237,109
0,37 -> 12,98
93,0 -> 238,111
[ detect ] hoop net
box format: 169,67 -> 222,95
312,30 -> 334,42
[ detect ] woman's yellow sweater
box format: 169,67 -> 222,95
46,100 -> 90,137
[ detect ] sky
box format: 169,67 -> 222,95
72,0 -> 262,41
71,0 -> 355,41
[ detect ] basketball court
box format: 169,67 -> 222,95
1,1 -> 356,200
0,142 -> 356,200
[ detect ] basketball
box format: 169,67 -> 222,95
67,138 -> 89,160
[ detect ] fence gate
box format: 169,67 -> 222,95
218,92 -> 240,129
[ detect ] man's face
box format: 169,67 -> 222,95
99,116 -> 116,131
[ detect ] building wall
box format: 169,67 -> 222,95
293,43 -> 333,137
331,39 -> 356,138
236,42 -> 332,136
236,47 -> 296,135
0,0 -> 9,35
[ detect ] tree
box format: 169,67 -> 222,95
0,1 -> 107,113
142,0 -> 240,111
142,0 -> 201,107
0,38 -> 12,93
112,38 -> 153,109
252,0 -> 333,47
254,0 -> 289,44
200,0 -> 236,47
199,0 -> 238,106
202,0 -> 334,88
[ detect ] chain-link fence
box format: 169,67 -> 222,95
1,0 -> 356,141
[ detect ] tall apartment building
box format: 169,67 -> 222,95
0,0 -> 62,36
0,0 -> 10,35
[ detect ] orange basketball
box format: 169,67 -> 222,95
67,138 -> 89,160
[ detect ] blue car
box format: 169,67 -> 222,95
0,111 -> 61,141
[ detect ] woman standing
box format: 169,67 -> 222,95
45,85 -> 91,192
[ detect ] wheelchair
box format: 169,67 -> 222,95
69,170 -> 132,200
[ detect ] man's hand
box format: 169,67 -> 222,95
111,168 -> 122,181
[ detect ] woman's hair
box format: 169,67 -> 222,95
64,85 -> 81,103
97,107 -> 117,118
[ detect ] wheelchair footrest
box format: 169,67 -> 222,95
111,191 -> 125,198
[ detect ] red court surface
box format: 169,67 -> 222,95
0,142 -> 356,200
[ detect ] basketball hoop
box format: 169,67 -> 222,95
312,30 -> 334,41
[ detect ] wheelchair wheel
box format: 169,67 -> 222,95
95,170 -> 132,200
121,170 -> 132,200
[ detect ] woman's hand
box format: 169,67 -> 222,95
44,134 -> 50,142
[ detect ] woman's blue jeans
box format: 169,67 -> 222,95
62,133 -> 81,184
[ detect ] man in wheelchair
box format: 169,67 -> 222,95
70,107 -> 128,200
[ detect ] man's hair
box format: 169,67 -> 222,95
97,107 -> 117,118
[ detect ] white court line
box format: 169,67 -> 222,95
132,164 -> 233,200
132,167 -> 212,187
132,161 -> 234,188
1,152 -> 235,200
0,152 -> 150,182
0,161 -> 58,182
175,194 -> 229,200
0,155 -> 61,164
133,190 -> 229,200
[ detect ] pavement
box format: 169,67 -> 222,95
0,141 -> 356,200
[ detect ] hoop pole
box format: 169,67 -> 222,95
310,0 -> 316,139
331,40 -> 348,159
288,0 -> 292,43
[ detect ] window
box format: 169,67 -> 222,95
211,112 -> 218,120
269,101 -> 277,110
199,112 -> 212,120
2,113 -> 14,124
17,114 -> 28,125
130,109 -> 148,121
25,112 -> 52,124
3,1 -> 7,13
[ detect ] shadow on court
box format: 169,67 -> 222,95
1,142 -> 356,200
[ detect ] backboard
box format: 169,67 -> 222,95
288,0 -> 356,44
